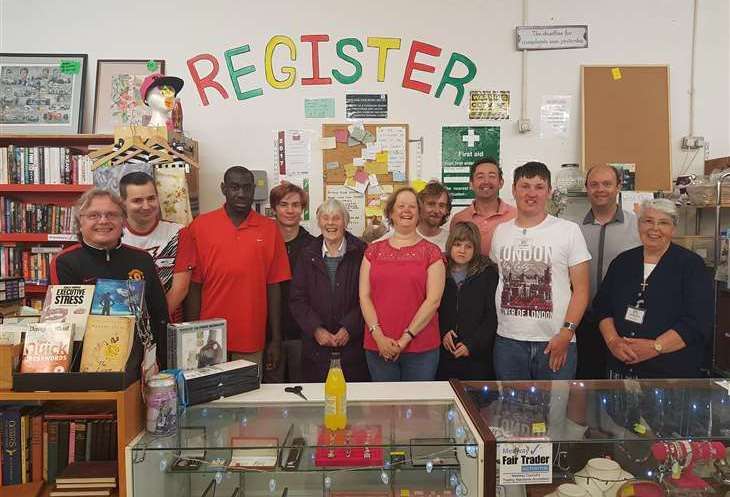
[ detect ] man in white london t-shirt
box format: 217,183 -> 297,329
120,172 -> 188,318
490,162 -> 591,380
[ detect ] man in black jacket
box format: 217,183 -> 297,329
50,189 -> 169,376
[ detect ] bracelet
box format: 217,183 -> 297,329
368,323 -> 380,333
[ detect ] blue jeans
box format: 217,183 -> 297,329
366,349 -> 439,381
493,335 -> 577,381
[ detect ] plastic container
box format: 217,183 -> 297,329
146,372 -> 178,435
555,163 -> 585,195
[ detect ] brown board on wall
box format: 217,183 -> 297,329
582,65 -> 672,191
322,123 -> 409,234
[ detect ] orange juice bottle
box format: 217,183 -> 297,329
324,352 -> 347,430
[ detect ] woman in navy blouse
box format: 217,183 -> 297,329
593,199 -> 713,378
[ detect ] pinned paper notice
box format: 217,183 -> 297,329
368,174 -> 379,186
354,170 -> 369,184
344,177 -> 356,188
375,151 -> 389,164
320,136 -> 337,149
353,157 -> 366,167
347,137 -> 360,147
382,185 -> 394,193
350,126 -> 366,142
363,142 -> 381,160
611,67 -> 622,80
354,180 -> 368,194
335,129 -> 349,143
344,163 -> 357,177
392,171 -> 406,182
326,161 -> 339,170
412,179 -> 428,193
365,206 -> 384,217
365,161 -> 388,175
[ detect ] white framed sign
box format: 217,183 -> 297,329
516,25 -> 588,50
499,442 -> 553,485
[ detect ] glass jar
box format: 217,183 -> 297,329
555,163 -> 585,195
145,373 -> 177,436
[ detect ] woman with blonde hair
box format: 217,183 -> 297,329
437,221 -> 498,380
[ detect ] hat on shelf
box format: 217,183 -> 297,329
140,73 -> 184,103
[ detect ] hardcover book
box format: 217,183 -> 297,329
90,279 -> 144,317
20,323 -> 74,373
167,319 -> 227,370
79,316 -> 135,372
40,285 -> 94,341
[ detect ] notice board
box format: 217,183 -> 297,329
582,65 -> 672,191
322,123 -> 409,236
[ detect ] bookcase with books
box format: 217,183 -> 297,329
0,381 -> 143,497
0,134 -> 114,308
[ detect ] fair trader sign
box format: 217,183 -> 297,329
499,442 -> 552,485
185,36 -> 477,108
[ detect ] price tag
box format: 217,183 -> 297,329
611,67 -> 622,80
48,233 -> 76,242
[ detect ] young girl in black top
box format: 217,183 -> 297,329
437,221 -> 499,380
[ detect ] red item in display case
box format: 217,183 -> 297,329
650,440 -> 726,489
315,424 -> 383,467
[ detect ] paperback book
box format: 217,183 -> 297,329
90,279 -> 144,317
40,285 -> 94,341
20,322 -> 74,373
79,315 -> 135,372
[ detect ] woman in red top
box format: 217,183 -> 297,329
359,188 -> 446,381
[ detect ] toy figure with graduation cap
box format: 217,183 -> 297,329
140,73 -> 184,131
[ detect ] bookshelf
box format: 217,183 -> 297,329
0,380 -> 143,497
0,134 -> 114,305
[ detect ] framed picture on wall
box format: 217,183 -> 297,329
0,53 -> 87,134
92,59 -> 165,133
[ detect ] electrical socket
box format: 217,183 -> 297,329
518,118 -> 531,133
681,136 -> 705,149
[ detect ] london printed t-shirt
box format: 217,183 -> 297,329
490,215 -> 591,342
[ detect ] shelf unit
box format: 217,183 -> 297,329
0,380 -> 143,497
0,134 -> 113,304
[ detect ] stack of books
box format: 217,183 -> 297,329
48,461 -> 117,497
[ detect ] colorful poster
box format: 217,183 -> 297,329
346,94 -> 388,119
469,90 -> 510,120
0,64 -> 74,125
540,95 -> 571,137
304,97 -> 335,118
441,126 -> 500,207
274,129 -> 313,220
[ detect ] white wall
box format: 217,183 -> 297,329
2,0 -> 729,216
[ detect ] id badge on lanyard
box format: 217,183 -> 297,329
625,277 -> 648,325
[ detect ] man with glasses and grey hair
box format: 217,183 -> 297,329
50,188 -> 169,373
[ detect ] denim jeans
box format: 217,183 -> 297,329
366,349 -> 439,381
493,335 -> 577,381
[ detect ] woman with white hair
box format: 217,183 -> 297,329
289,198 -> 369,382
593,198 -> 713,378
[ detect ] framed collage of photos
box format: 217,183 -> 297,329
0,53 -> 87,134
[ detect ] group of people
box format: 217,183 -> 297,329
50,158 -> 713,383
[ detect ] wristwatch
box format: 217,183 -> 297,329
562,321 -> 577,332
653,340 -> 663,354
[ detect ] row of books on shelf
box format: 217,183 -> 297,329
0,146 -> 93,185
1,197 -> 76,234
0,246 -> 61,286
0,407 -> 118,488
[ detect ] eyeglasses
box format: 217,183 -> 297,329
640,218 -> 673,229
81,211 -> 123,222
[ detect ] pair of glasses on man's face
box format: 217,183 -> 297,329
81,211 -> 123,222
